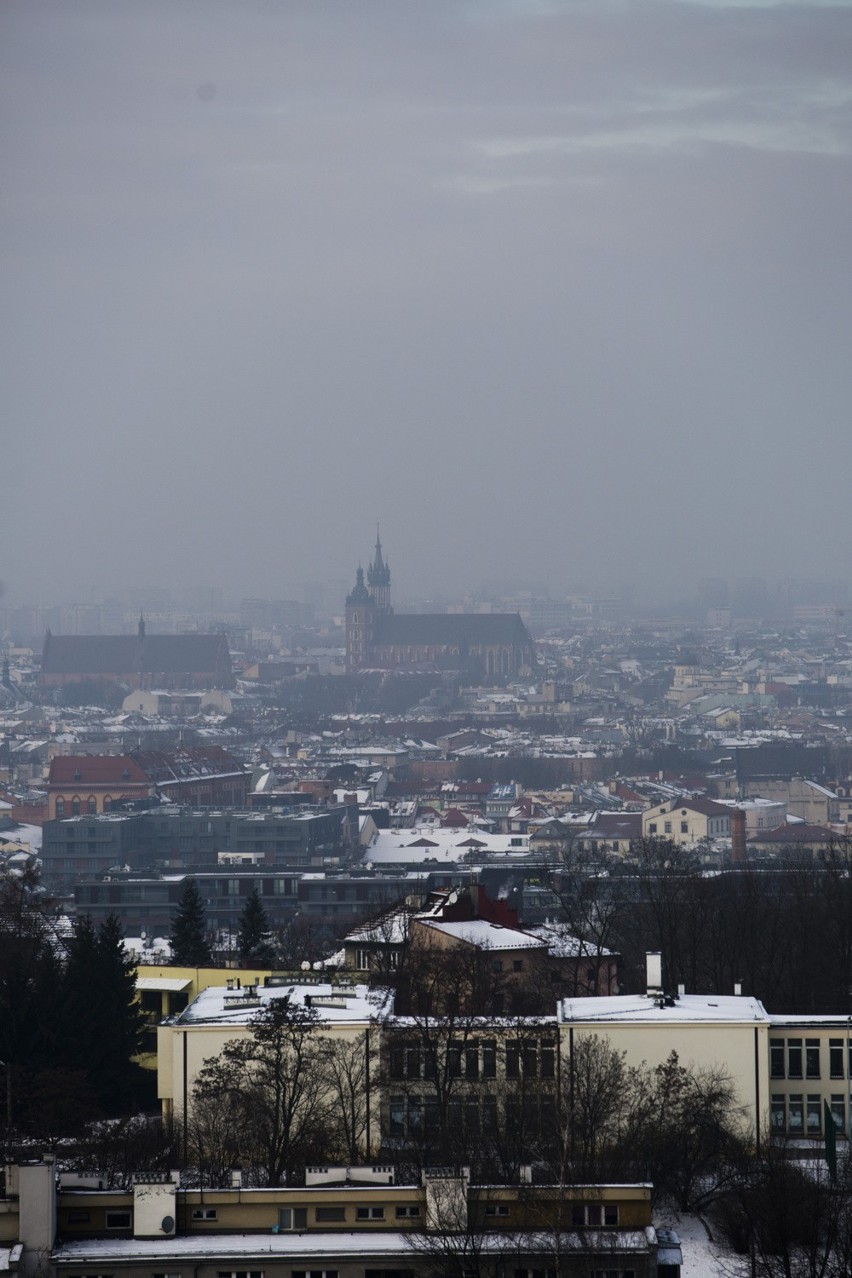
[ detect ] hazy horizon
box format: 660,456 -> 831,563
4,1 -> 851,606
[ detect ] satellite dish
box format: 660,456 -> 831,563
161,1216 -> 174,1234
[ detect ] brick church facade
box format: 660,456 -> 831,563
345,533 -> 534,679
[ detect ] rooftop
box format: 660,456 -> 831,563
558,992 -> 768,1025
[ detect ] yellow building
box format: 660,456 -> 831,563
558,984 -> 770,1144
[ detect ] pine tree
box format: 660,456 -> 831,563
60,913 -> 146,1116
237,886 -> 276,966
170,878 -> 212,966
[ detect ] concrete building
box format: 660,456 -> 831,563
2,1158 -> 674,1278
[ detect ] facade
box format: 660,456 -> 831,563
557,986 -> 770,1145
641,796 -> 731,847
345,533 -> 534,679
46,746 -> 249,820
44,805 -> 347,889
47,755 -> 153,819
4,1159 -> 673,1278
767,1016 -> 852,1139
40,617 -> 234,691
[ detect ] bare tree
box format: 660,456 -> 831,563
192,998 -> 331,1185
320,1029 -> 376,1164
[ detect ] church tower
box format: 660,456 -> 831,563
345,566 -> 374,673
367,526 -> 392,614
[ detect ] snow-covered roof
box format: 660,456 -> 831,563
362,827 -> 529,866
527,923 -> 614,959
559,992 -> 768,1025
176,980 -> 387,1027
52,1228 -> 654,1263
416,918 -> 547,951
135,976 -> 191,993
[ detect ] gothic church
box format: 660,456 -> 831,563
345,533 -> 534,679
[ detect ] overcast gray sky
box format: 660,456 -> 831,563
3,0 -> 851,606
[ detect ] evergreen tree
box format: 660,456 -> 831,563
170,878 -> 212,966
0,872 -> 65,1134
60,913 -> 146,1116
237,887 -> 276,966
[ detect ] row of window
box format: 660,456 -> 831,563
56,797 -> 102,816
388,1039 -> 556,1082
276,1206 -> 415,1229
770,1037 -> 852,1080
770,1093 -> 848,1134
388,1094 -> 558,1140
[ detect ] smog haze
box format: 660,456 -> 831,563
3,0 -> 852,606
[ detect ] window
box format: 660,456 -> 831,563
105,1212 -> 131,1230
830,1039 -> 844,1079
355,949 -> 370,971
395,1205 -> 420,1219
482,1040 -> 496,1078
278,1208 -> 307,1230
771,1095 -> 786,1130
56,798 -> 65,817
484,1204 -> 509,1217
506,1043 -> 520,1078
787,1039 -> 803,1079
540,1041 -> 555,1079
191,1208 -> 217,1221
806,1039 -> 820,1078
830,1095 -> 846,1133
570,1203 -> 616,1227
217,1270 -> 264,1278
648,823 -> 657,834
389,1046 -> 404,1079
356,1206 -> 385,1220
389,1095 -> 405,1136
465,1045 -> 479,1078
770,1039 -> 785,1079
788,1094 -> 804,1132
315,1207 -> 345,1222
807,1095 -> 821,1133
513,960 -> 523,972
153,1272 -> 182,1278
71,797 -> 80,816
680,821 -> 688,834
87,796 -> 97,814
664,821 -> 672,834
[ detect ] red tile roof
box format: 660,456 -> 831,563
48,755 -> 150,786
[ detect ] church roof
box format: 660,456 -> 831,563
41,633 -> 229,677
373,613 -> 531,647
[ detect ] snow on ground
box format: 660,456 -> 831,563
656,1209 -> 747,1278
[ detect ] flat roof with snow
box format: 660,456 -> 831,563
558,992 -> 769,1025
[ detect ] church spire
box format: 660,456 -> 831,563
367,524 -> 391,610
138,612 -> 146,639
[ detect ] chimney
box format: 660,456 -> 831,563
646,951 -> 663,996
731,808 -> 747,863
734,981 -> 742,997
